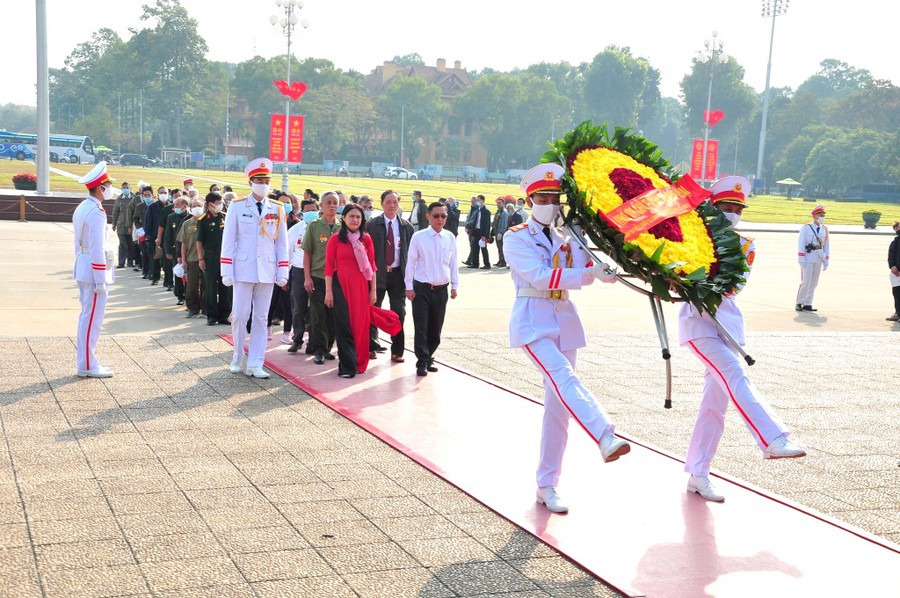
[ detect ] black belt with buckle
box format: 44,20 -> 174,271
385,266 -> 393,272
414,280 -> 448,291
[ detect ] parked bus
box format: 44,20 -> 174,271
0,130 -> 95,164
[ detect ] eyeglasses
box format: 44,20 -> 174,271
430,214 -> 448,219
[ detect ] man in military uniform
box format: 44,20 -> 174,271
197,192 -> 231,326
72,161 -> 116,378
679,176 -> 806,502
177,197 -> 205,318
796,204 -> 830,312
504,163 -> 628,514
111,182 -> 133,268
221,158 -> 289,378
302,191 -> 340,364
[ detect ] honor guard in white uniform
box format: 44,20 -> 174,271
504,163 -> 629,514
220,158 -> 289,378
678,176 -> 806,502
73,162 -> 116,378
796,204 -> 830,312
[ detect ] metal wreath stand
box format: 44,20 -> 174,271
563,219 -> 755,409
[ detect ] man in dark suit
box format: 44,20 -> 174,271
410,190 -> 428,231
367,190 -> 415,362
445,196 -> 461,237
465,194 -> 492,269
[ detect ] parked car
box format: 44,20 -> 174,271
118,153 -> 158,167
49,151 -> 59,163
383,166 -> 418,180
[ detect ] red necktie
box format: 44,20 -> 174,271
385,220 -> 395,267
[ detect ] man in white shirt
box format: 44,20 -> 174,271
796,204 -> 830,312
405,202 -> 459,377
286,199 -> 319,353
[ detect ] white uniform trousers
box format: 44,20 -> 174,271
684,336 -> 789,476
76,282 -> 107,372
523,336 -> 614,488
796,262 -> 822,306
231,281 -> 275,368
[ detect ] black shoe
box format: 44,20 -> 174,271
802,305 -> 817,312
338,372 -> 354,379
427,362 -> 438,373
142,274 -> 148,279
132,267 -> 140,272
217,319 -> 229,325
176,299 -> 185,306
373,346 -> 388,353
287,340 -> 302,353
116,265 -> 124,269
795,304 -> 803,312
186,311 -> 199,318
416,367 -> 428,377
496,262 -> 506,268
479,265 -> 491,270
314,352 -> 325,364
165,285 -> 174,291
462,261 -> 471,266
466,264 -> 478,269
150,280 -> 158,285
323,352 -> 336,360
305,346 -> 316,355
207,318 -> 217,326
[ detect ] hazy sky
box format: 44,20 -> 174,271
1,0 -> 894,109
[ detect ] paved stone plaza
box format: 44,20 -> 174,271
1,221 -> 898,596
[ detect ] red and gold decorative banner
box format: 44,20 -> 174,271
603,175 -> 711,241
287,115 -> 304,163
269,114 -> 286,163
689,139 -> 704,179
704,139 -> 719,181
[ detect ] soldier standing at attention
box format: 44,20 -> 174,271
73,161 -> 116,378
196,192 -> 231,326
796,204 -> 830,312
221,158 -> 289,378
504,163 -> 627,514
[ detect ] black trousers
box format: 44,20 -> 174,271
308,276 -> 334,354
370,269 -> 406,355
289,267 -> 310,343
411,281 -> 448,369
331,276 -> 357,376
495,233 -> 506,265
116,232 -> 133,267
140,240 -> 152,276
130,234 -> 141,267
893,285 -> 900,316
268,284 -> 291,332
203,256 -> 232,322
467,234 -> 489,267
162,253 -> 174,287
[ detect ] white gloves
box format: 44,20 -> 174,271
822,262 -> 829,271
222,276 -> 234,287
588,262 -> 617,283
276,278 -> 288,287
94,283 -> 106,294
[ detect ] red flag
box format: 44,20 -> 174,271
269,114 -> 285,163
286,115 -> 304,163
689,139 -> 704,179
273,80 -> 308,101
703,109 -> 725,127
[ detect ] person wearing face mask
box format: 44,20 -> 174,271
72,162 -> 116,378
220,158 -> 290,378
267,194 -> 297,344
127,182 -> 146,271
504,163 -> 626,514
508,199 -> 524,227
177,199 -> 207,319
183,178 -> 194,192
163,197 -> 189,306
465,194 -> 492,269
135,186 -> 155,280
679,176 -> 806,503
445,196 -> 460,237
111,182 -> 133,268
144,186 -> 165,286
490,197 -> 511,268
155,187 -> 176,289
887,221 -> 900,322
796,205 -> 830,312
196,193 -> 232,326
285,199 -> 319,353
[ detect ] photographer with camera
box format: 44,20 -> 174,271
796,205 -> 830,312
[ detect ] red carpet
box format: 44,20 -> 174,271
223,335 -> 900,596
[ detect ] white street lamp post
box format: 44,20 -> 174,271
697,32 -> 727,187
756,0 -> 789,193
35,0 -> 50,193
270,0 -> 309,193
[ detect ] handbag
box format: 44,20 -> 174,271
153,245 -> 163,259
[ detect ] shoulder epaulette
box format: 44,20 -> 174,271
739,234 -> 754,243
508,223 -> 528,233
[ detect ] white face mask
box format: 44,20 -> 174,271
723,212 -> 741,228
190,206 -> 204,217
158,193 -> 169,202
815,215 -> 825,224
251,183 -> 270,198
530,203 -> 560,225
101,185 -> 114,200
213,203 -> 224,213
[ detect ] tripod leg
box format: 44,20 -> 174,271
649,296 -> 673,408
710,312 -> 755,366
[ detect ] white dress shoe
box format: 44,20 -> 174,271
245,366 -> 270,379
536,486 -> 569,514
763,435 -> 807,459
229,360 -> 243,374
687,475 -> 725,502
599,432 -> 630,463
76,366 -> 114,378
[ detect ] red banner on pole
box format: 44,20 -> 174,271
603,175 -> 711,241
269,114 -> 286,163
689,139 -> 704,179
287,115 -> 304,163
705,139 -> 719,181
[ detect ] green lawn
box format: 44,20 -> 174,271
2,159 -> 897,225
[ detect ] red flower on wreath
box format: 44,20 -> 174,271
609,168 -> 683,242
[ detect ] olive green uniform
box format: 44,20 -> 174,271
196,211 -> 231,324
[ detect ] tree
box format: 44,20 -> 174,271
834,80 -> 900,133
301,84 -> 374,162
773,125 -> 840,182
391,53 -> 424,67
803,129 -> 890,193
583,46 -> 660,131
680,56 -> 757,141
797,59 -> 873,101
376,77 -> 447,168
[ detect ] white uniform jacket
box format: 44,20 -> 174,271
220,195 -> 289,283
679,235 -> 756,346
72,196 -> 114,285
797,223 -> 829,265
286,220 -> 307,269
504,220 -> 596,352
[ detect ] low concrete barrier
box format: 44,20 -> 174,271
0,190 -> 104,223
